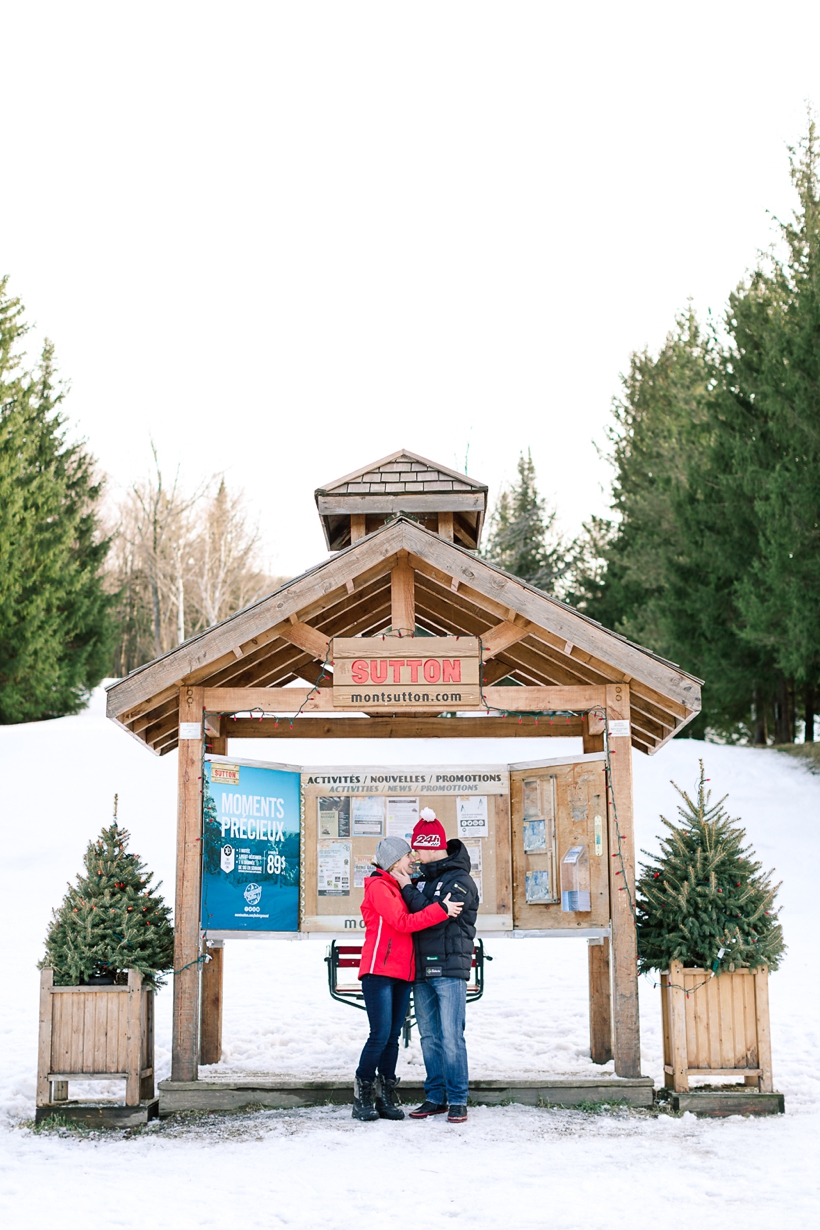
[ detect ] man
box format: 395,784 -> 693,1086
395,807 -> 479,1124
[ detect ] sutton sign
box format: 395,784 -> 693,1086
332,636 -> 482,709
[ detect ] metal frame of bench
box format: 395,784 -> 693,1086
325,939 -> 490,1045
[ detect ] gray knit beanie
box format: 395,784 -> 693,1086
374,836 -> 411,870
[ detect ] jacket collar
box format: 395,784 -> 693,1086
417,839 -> 471,880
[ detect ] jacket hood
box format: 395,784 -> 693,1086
417,839 -> 472,880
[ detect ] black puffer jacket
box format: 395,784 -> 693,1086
400,840 -> 478,980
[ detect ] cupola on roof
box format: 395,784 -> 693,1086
315,448 -> 487,551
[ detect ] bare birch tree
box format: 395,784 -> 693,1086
186,479 -> 269,630
107,454 -> 279,675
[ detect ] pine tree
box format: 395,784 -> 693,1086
713,120 -> 820,741
566,307 -> 776,740
0,277 -> 116,721
40,803 -> 174,987
483,450 -> 567,591
636,763 -> 785,975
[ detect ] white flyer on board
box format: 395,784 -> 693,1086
351,795 -> 385,836
386,797 -> 419,841
317,841 -> 351,896
457,795 -> 488,839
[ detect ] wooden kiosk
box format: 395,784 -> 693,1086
106,450 -> 701,1104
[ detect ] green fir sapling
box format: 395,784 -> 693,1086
636,763 -> 785,974
40,797 -> 174,986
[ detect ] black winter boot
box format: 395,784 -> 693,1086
352,1075 -> 379,1121
375,1075 -> 405,1120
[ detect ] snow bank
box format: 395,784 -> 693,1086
1,691 -> 818,1227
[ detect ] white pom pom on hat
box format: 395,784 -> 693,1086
419,807 -> 437,822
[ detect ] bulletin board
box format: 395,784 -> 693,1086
201,757 -> 301,934
300,765 -> 513,932
509,752 -> 610,930
201,754 -> 612,938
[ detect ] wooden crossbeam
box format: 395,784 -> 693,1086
202,684 -> 606,714
228,716 -> 585,739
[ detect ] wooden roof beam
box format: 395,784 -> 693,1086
391,553 -> 415,635
280,620 -> 331,661
481,619 -> 531,660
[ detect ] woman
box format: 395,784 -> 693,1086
353,835 -> 462,1121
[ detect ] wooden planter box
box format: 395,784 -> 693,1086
37,968 -> 155,1108
661,962 -> 773,1092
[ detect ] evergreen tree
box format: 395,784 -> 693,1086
636,763 -> 784,975
40,805 -> 174,987
711,121 -> 820,741
565,307 -> 713,644
0,277 -> 116,721
483,450 -> 567,591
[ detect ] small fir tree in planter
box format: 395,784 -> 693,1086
636,762 -> 785,975
40,801 -> 174,987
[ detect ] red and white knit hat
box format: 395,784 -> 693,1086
411,807 -> 447,851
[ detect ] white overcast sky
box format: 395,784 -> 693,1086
3,2 -> 819,575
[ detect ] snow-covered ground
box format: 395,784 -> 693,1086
1,688 -> 818,1228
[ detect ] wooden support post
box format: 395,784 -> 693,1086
588,938 -> 613,1064
350,513 -> 367,543
36,968 -> 53,1108
125,968 -> 143,1106
172,686 -> 204,1082
437,511 -> 454,541
605,683 -> 642,1078
209,716 -> 227,757
200,941 -> 224,1065
52,1081 -> 69,1102
391,553 -> 415,634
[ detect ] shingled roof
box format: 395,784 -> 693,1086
318,448 -> 485,496
315,449 -> 488,549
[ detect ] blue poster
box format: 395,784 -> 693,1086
201,759 -> 301,932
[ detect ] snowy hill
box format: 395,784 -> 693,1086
1,690 -> 818,1228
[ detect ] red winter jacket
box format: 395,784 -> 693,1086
359,868 -> 448,980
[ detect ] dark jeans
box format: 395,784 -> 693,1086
413,976 -> 469,1105
356,974 -> 412,1083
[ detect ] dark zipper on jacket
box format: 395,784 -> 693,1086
383,938 -> 393,966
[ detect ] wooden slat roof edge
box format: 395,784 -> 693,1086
315,448 -> 488,495
105,516 -> 702,722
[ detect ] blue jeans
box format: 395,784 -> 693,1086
357,975 -> 412,1083
413,977 -> 468,1105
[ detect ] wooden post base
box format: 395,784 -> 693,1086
200,942 -> 224,1065
588,937 -> 613,1064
